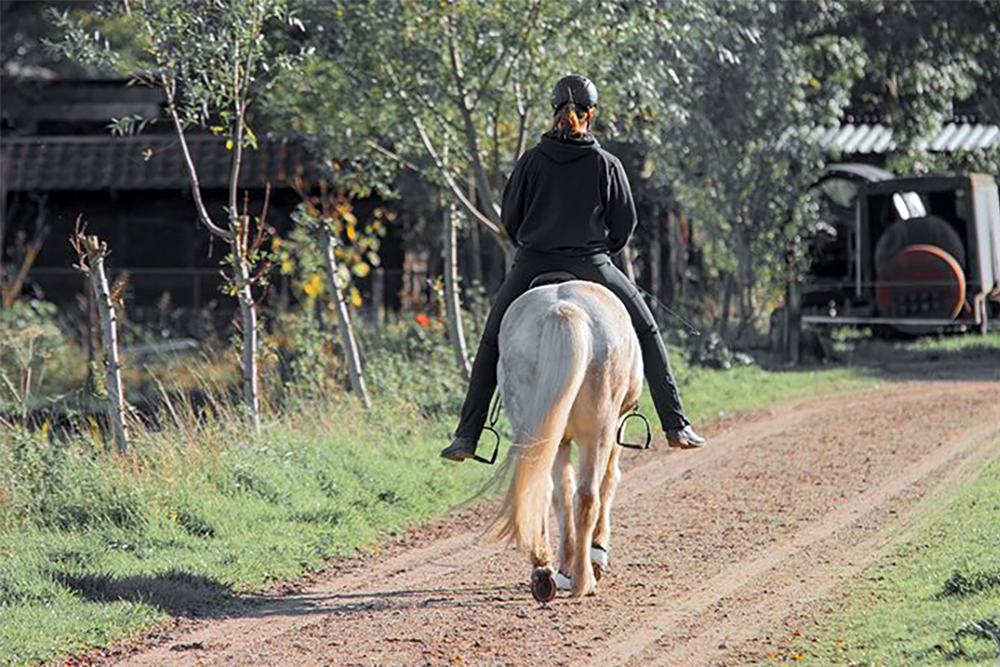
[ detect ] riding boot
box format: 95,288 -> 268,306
443,339 -> 500,460
635,326 -> 690,432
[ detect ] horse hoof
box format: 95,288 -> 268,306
531,568 -> 557,603
591,545 -> 609,581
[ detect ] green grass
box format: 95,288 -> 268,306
903,331 -> 1000,353
673,360 -> 869,422
764,440 -> 1000,666
0,329 -> 875,666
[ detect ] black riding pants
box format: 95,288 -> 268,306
454,248 -> 689,441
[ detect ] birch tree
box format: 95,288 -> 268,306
71,224 -> 128,454
52,0 -> 302,430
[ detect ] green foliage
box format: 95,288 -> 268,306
825,0 -> 1000,161
269,0 -> 726,251
0,300 -> 86,415
658,1 -> 864,325
48,0 -> 303,144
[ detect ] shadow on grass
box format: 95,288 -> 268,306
760,337 -> 1000,383
843,341 -> 1000,382
937,570 -> 1000,599
55,570 -> 240,618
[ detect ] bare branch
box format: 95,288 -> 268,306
411,114 -> 506,240
163,76 -> 233,241
365,139 -> 420,171
445,25 -> 500,225
229,35 -> 245,229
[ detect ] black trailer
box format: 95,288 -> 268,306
794,171 -> 1000,336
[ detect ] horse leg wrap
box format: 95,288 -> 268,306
555,570 -> 573,591
591,545 -> 609,570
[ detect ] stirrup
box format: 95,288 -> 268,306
471,393 -> 503,465
617,405 -> 652,450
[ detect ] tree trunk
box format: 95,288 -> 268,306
371,267 -> 385,331
232,247 -> 262,432
786,282 -> 802,365
468,216 -> 484,288
734,225 -> 756,327
718,271 -> 735,344
649,205 -> 663,328
620,245 -> 638,283
443,204 -> 471,379
670,207 -> 686,304
79,237 -> 128,454
467,173 -> 484,288
320,228 -> 371,408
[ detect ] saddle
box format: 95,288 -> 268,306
528,270 -> 579,290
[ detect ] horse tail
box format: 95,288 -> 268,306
488,300 -> 591,552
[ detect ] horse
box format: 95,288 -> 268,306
487,279 -> 643,601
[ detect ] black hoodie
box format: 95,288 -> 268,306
501,131 -> 637,256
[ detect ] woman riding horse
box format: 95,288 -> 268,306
441,74 -> 706,462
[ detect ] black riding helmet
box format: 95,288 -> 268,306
551,74 -> 598,112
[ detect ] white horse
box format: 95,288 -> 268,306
488,280 -> 643,600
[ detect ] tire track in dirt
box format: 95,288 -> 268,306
107,380 -> 1000,667
602,405 -> 1000,667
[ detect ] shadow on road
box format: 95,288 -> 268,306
237,584 -> 527,619
56,568 -> 526,620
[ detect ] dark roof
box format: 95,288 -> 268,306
864,175 -> 973,195
0,134 -> 313,192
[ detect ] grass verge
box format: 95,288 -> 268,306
763,438 -> 1000,666
0,345 -> 872,666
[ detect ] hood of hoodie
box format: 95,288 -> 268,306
537,131 -> 600,164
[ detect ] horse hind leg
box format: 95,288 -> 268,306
570,428 -> 613,598
552,440 -> 576,589
530,474 -> 557,603
591,443 -> 622,581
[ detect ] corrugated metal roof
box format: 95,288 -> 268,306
0,134 -> 313,192
814,122 -> 1000,154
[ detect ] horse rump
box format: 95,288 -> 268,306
487,299 -> 592,552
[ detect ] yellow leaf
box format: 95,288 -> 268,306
346,224 -> 357,242
226,138 -> 234,150
352,262 -> 371,278
302,274 -> 324,298
88,416 -> 101,444
336,202 -> 357,226
349,286 -> 362,308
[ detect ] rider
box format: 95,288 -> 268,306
440,74 -> 706,462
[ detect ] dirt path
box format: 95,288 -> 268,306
107,379 -> 1000,667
